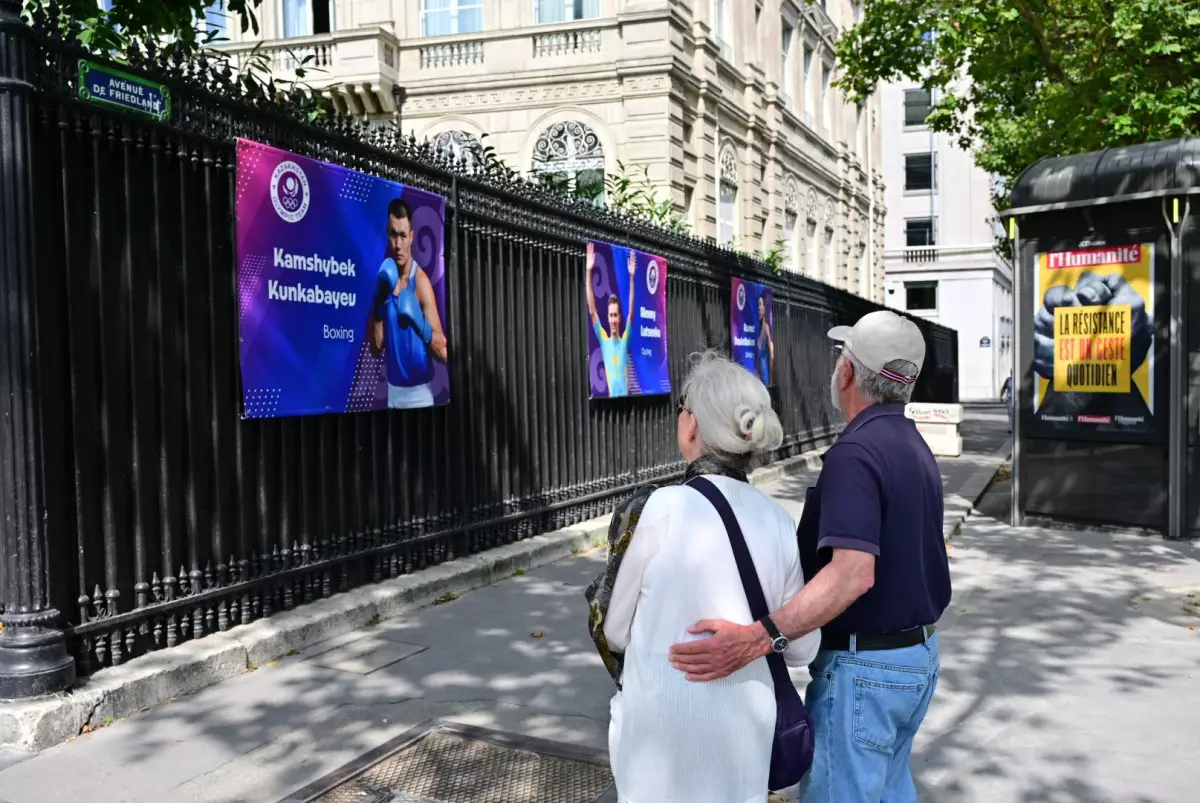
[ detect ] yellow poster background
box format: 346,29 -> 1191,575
1034,244 -> 1153,411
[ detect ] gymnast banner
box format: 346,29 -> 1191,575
585,240 -> 671,399
235,139 -> 450,418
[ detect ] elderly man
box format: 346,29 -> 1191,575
669,310 -> 952,802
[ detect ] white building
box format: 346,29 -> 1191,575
211,0 -> 885,299
880,82 -> 1013,400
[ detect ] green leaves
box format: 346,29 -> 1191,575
30,0 -> 263,63
836,0 -> 1200,209
603,162 -> 690,234
32,1 -> 335,121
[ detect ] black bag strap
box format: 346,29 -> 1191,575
687,476 -> 795,698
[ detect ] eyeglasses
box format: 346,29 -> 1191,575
831,344 -> 844,359
676,395 -> 689,416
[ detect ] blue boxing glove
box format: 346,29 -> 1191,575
375,258 -> 400,320
394,283 -> 433,345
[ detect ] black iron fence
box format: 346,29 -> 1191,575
0,5 -> 958,698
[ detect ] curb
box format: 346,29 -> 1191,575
942,444 -> 1012,539
0,452 -> 824,754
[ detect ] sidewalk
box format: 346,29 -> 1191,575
24,411 -> 1199,802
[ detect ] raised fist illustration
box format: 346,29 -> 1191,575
1032,271 -> 1152,381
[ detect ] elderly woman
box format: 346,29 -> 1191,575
586,352 -> 821,803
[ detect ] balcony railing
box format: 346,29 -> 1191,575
889,244 -> 1010,268
904,247 -> 939,263
419,39 -> 485,69
533,28 -> 601,58
397,21 -> 612,75
213,27 -> 401,113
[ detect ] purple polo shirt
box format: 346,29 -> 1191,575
797,403 -> 952,636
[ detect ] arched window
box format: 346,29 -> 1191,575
717,143 -> 738,246
531,120 -> 606,204
432,129 -> 481,171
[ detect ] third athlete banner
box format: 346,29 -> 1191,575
731,278 -> 775,387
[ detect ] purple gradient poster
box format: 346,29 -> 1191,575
235,139 -> 449,418
731,277 -> 775,387
586,240 -> 670,398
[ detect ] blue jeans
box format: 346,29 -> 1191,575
799,633 -> 940,803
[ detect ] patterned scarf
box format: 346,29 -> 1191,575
584,455 -> 749,688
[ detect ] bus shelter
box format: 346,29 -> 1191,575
1001,139 -> 1198,538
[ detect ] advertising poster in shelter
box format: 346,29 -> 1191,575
585,240 -> 670,399
1032,242 -> 1155,434
235,139 -> 450,418
730,278 -> 776,387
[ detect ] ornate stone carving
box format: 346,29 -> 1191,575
784,177 -> 800,214
821,195 -> 835,227
805,187 -> 819,221
406,80 -> 622,113
719,144 -> 738,185
624,75 -> 669,92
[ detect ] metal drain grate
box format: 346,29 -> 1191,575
284,722 -> 615,803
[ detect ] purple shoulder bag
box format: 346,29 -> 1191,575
688,477 -> 815,791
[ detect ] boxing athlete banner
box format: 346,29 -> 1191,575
585,240 -> 670,399
1032,242 -> 1154,434
730,278 -> 775,387
235,139 -> 449,418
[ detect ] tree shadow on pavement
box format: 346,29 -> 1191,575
918,516 -> 1200,802
0,552 -> 617,803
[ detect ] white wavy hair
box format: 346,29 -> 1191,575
681,351 -> 784,461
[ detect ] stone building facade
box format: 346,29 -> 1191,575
215,0 -> 884,299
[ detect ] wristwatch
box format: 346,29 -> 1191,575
758,615 -> 789,654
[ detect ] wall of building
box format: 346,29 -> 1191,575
880,82 -> 995,249
879,78 -> 1011,398
217,0 -> 886,301
884,265 -> 1012,401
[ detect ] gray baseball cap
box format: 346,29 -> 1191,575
828,310 -> 926,385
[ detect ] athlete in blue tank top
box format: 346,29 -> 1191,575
586,242 -> 637,398
370,199 -> 448,409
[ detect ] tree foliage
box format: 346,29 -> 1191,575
29,0 -> 263,54
836,0 -> 1200,207
26,0 -> 333,120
